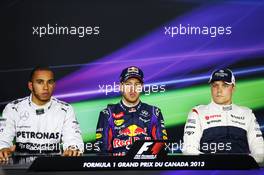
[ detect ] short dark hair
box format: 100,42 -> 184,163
29,66 -> 54,82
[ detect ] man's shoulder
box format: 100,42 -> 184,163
232,104 -> 252,113
187,104 -> 208,116
3,96 -> 29,114
51,97 -> 73,112
99,103 -> 119,116
7,96 -> 29,107
140,102 -> 162,117
51,97 -> 71,107
10,96 -> 28,104
140,102 -> 159,110
106,102 -> 119,109
191,104 -> 208,111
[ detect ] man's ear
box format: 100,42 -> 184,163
232,84 -> 236,93
28,81 -> 33,92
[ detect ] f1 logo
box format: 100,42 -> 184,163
134,141 -> 164,159
136,142 -> 153,155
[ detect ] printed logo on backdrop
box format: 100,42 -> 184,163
134,142 -> 165,160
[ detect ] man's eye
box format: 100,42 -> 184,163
48,80 -> 55,84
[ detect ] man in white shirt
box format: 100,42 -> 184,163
0,66 -> 84,161
183,68 -> 264,163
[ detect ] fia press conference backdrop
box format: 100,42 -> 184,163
0,0 -> 264,173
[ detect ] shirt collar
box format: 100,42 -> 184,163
119,99 -> 141,113
28,94 -> 53,114
210,100 -> 233,111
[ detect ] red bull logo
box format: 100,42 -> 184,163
113,136 -> 151,148
119,125 -> 147,137
134,127 -> 147,136
119,127 -> 131,136
113,137 -> 133,148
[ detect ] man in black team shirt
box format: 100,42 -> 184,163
96,66 -> 168,156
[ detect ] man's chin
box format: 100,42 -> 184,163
214,100 -> 229,105
126,98 -> 139,104
39,97 -> 51,102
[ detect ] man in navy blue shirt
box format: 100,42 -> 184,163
96,66 -> 168,156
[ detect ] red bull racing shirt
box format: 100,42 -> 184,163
95,100 -> 168,156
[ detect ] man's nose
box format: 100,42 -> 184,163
43,83 -> 48,90
130,85 -> 135,92
217,87 -> 222,94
